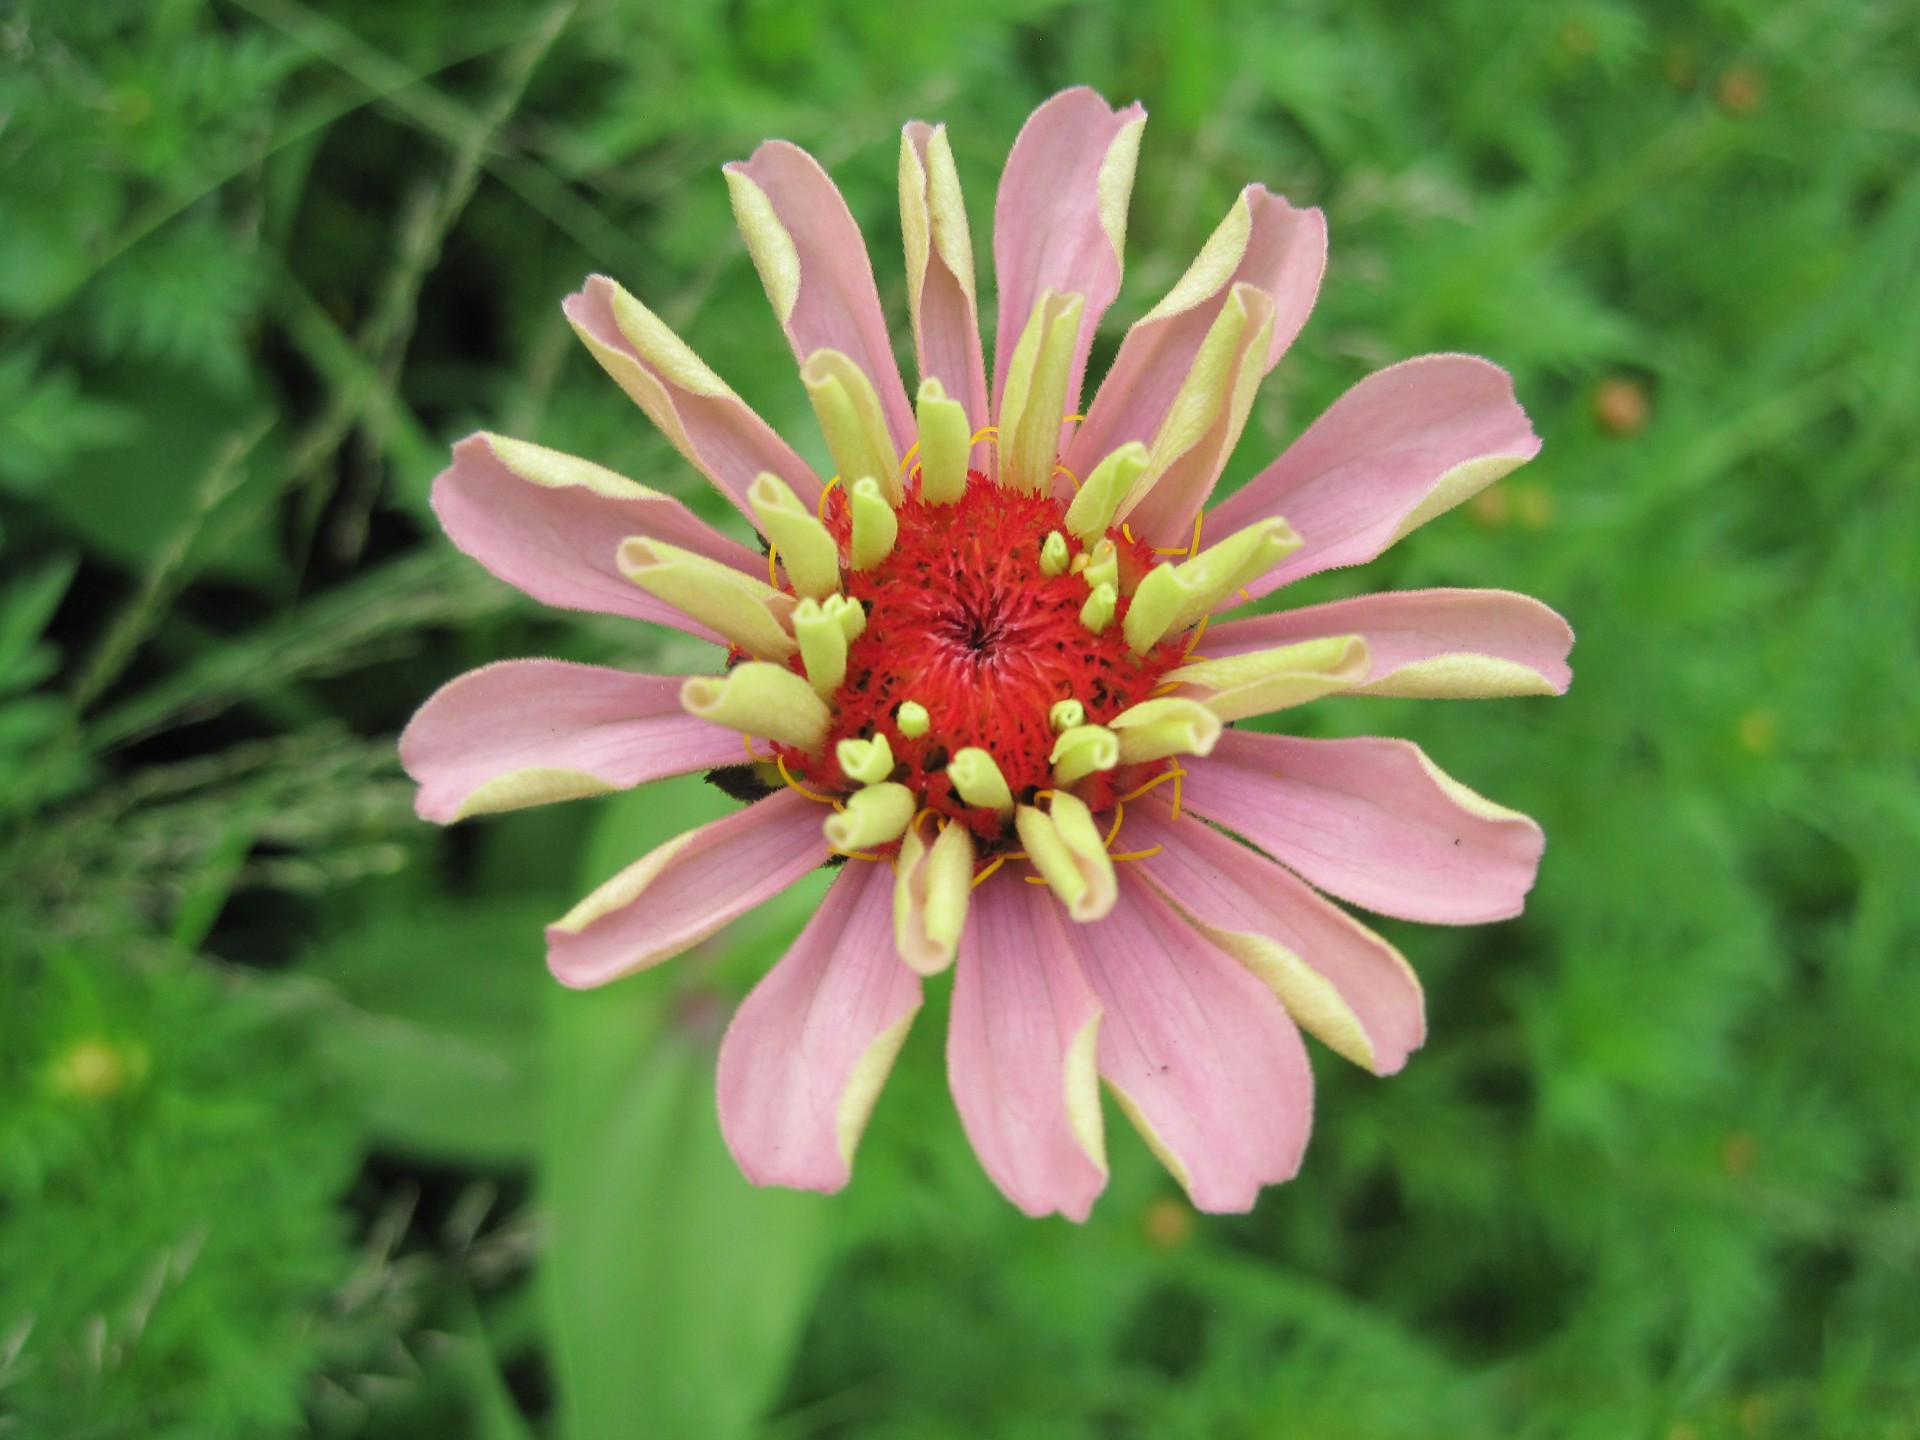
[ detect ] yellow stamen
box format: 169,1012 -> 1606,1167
1108,845 -> 1164,862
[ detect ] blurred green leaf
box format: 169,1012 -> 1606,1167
542,778 -> 836,1440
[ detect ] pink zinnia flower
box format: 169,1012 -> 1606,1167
401,89 -> 1570,1219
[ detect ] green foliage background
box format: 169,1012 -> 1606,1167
2,0 -> 1916,1434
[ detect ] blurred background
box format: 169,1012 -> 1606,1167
3,0 -> 1917,1435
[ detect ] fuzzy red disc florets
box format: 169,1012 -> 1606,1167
774,471 -> 1183,850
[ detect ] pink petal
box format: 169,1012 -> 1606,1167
992,88 -> 1146,428
948,875 -> 1108,1220
1118,283 -> 1277,546
546,790 -> 828,988
725,142 -> 917,453
1067,873 -> 1313,1213
1203,588 -> 1574,696
1206,355 -> 1542,599
902,121 -> 990,435
402,659 -> 747,823
1180,730 -> 1544,925
564,277 -> 821,520
431,433 -> 757,640
1066,187 -> 1325,479
1126,800 -> 1425,1075
718,859 -> 922,1192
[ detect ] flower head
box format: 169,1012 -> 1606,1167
402,89 -> 1571,1218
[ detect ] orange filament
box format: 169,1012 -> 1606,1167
775,754 -> 838,805
766,541 -> 781,588
1117,765 -> 1186,822
1182,612 -> 1211,657
816,474 -> 843,522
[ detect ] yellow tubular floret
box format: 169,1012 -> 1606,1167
1063,442 -> 1151,542
915,378 -> 972,505
1108,696 -> 1223,764
1049,698 -> 1086,732
748,473 -> 841,600
827,593 -> 866,641
793,598 -> 850,698
1040,531 -> 1070,576
1121,562 -> 1204,655
949,748 -> 1015,812
997,289 -> 1085,493
617,538 -> 797,662
1166,635 -> 1371,722
1122,517 -> 1301,654
1016,793 -> 1116,922
1050,725 -> 1120,788
849,477 -> 899,570
802,349 -> 902,505
1079,582 -> 1116,635
1181,516 -> 1302,607
897,700 -> 930,738
824,783 -> 916,853
1082,537 -> 1119,593
893,818 -> 974,975
836,732 -> 896,787
681,663 -> 830,752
